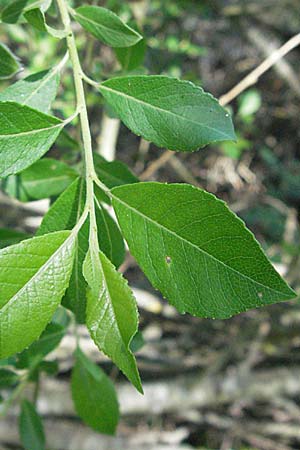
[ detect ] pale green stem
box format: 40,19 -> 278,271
0,373 -> 28,419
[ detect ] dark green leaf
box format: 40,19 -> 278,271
1,0 -> 49,23
0,102 -> 64,178
19,400 -> 45,450
0,68 -> 60,113
114,38 -> 146,71
99,75 -> 235,151
0,230 -> 76,358
0,43 -> 20,79
0,228 -> 29,248
130,330 -> 145,353
0,368 -> 19,388
20,158 -> 78,200
83,247 -> 142,392
94,154 -> 139,189
73,5 -> 142,48
112,182 -> 296,319
71,349 -> 119,435
17,322 -> 66,368
24,8 -> 46,31
39,178 -> 125,321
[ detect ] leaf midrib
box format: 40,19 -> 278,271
0,232 -> 73,314
100,83 -> 232,140
0,121 -> 63,139
113,195 -> 292,297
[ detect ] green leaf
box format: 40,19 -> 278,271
0,44 -> 20,79
0,368 -> 19,388
114,38 -> 146,71
20,158 -> 78,200
83,247 -> 142,392
17,322 -> 66,368
0,228 -> 29,248
0,230 -> 76,359
72,5 -> 142,48
24,7 -> 46,30
0,68 -> 60,113
19,400 -> 45,450
99,75 -> 235,151
111,182 -> 296,319
0,102 -> 64,178
71,349 -> 119,435
94,154 -> 139,189
38,178 -> 125,321
1,0 -> 49,23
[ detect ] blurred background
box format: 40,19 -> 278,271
1,0 -> 300,449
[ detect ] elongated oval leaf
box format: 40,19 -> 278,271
20,158 -> 78,199
0,68 -> 60,113
0,102 -> 64,178
112,182 -> 296,319
19,400 -> 45,450
83,248 -> 142,392
73,5 -> 142,48
1,0 -> 49,23
0,43 -> 20,79
71,349 -> 119,434
94,154 -> 139,189
99,75 -> 235,151
24,8 -> 47,31
0,230 -> 76,358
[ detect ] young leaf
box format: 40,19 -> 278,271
111,182 -> 296,319
0,368 -> 19,388
0,230 -> 76,359
0,68 -> 60,113
20,158 -> 78,199
99,75 -> 235,151
72,5 -> 142,48
17,322 -> 66,368
94,154 -> 139,189
0,43 -> 20,79
83,248 -> 142,392
19,400 -> 45,450
0,102 -> 64,178
0,228 -> 29,248
71,349 -> 119,435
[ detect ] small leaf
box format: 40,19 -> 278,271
20,158 -> 78,200
94,154 -> 139,189
99,75 -> 235,151
0,102 -> 64,178
112,182 -> 296,319
0,230 -> 76,359
17,322 -> 66,368
71,349 -> 119,435
24,8 -> 47,31
83,247 -> 142,392
72,5 -> 142,48
0,68 -> 60,113
114,38 -> 146,71
19,400 -> 45,450
0,43 -> 20,79
0,368 -> 19,388
0,228 -> 29,248
1,0 -> 49,23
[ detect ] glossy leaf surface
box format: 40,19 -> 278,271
73,5 -> 142,48
100,76 -> 235,151
0,231 -> 75,358
0,102 -> 63,178
112,182 -> 296,319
